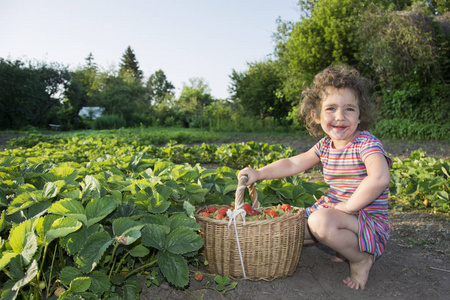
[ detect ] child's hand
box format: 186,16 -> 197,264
238,167 -> 259,186
324,199 -> 357,215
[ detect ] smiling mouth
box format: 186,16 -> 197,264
332,125 -> 347,129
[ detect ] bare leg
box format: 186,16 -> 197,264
330,252 -> 346,263
303,221 -> 318,245
308,209 -> 373,290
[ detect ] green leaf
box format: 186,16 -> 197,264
48,199 -> 88,226
8,254 -> 25,279
165,227 -> 203,254
157,251 -> 189,288
0,210 -> 7,233
8,218 -> 38,254
12,259 -> 38,291
140,213 -> 171,229
169,213 -> 201,231
122,276 -> 141,300
36,214 -> 60,243
85,197 -> 117,227
70,276 -> 91,293
46,217 -> 83,244
141,224 -> 166,251
7,191 -> 43,215
112,217 -> 144,245
60,266 -> 83,286
82,175 -> 102,199
89,271 -> 111,294
223,183 -> 237,195
182,201 -> 196,219
41,165 -> 78,182
153,161 -> 171,177
148,186 -> 172,214
60,224 -> 100,255
0,252 -> 20,271
43,182 -> 59,198
128,244 -> 149,258
21,232 -> 38,265
75,231 -> 113,273
1,279 -> 18,300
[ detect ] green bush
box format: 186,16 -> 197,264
93,115 -> 126,130
372,118 -> 450,141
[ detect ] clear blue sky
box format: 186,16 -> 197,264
0,0 -> 301,99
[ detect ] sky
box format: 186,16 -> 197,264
0,0 -> 301,99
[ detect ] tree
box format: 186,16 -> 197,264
229,60 -> 289,123
146,69 -> 175,105
94,69 -> 147,126
119,46 -> 143,81
0,58 -> 70,129
178,78 -> 213,111
357,4 -> 450,123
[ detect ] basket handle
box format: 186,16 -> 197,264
235,176 -> 259,221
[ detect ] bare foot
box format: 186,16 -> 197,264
342,253 -> 374,290
330,252 -> 346,263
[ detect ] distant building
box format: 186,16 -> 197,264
79,107 -> 104,120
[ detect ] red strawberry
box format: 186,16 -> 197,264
243,204 -> 253,215
194,272 -> 203,281
200,211 -> 210,217
214,213 -> 224,220
251,210 -> 261,216
208,207 -> 218,213
218,207 -> 228,216
281,204 -> 292,212
265,209 -> 277,218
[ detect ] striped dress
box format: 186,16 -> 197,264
305,131 -> 392,260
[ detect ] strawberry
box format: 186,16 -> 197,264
218,207 -> 228,216
194,272 -> 203,281
54,288 -> 66,297
251,210 -> 261,216
243,204 -> 253,215
214,213 -> 224,220
200,211 -> 210,217
281,204 -> 292,212
265,209 -> 277,218
208,206 -> 218,213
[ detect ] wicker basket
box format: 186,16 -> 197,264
195,175 -> 305,281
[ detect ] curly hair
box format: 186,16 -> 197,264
300,65 -> 375,138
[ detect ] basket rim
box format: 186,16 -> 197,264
195,205 -> 305,226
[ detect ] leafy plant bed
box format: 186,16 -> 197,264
0,137 -> 326,298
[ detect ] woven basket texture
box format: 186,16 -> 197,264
195,176 -> 305,281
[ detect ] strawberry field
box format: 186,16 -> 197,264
0,128 -> 448,299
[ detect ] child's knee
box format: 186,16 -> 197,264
308,209 -> 338,237
307,210 -> 326,234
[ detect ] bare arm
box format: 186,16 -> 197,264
331,153 -> 391,214
238,147 -> 320,186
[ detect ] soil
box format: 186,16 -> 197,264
1,132 -> 449,299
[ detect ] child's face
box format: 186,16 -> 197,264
314,87 -> 361,149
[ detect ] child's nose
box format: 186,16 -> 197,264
335,109 -> 345,120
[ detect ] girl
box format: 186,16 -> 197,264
238,65 -> 392,290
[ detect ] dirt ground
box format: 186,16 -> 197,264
1,132 -> 449,300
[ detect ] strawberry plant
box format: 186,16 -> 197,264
389,149 -> 450,212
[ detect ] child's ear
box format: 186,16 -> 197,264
311,110 -> 320,124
